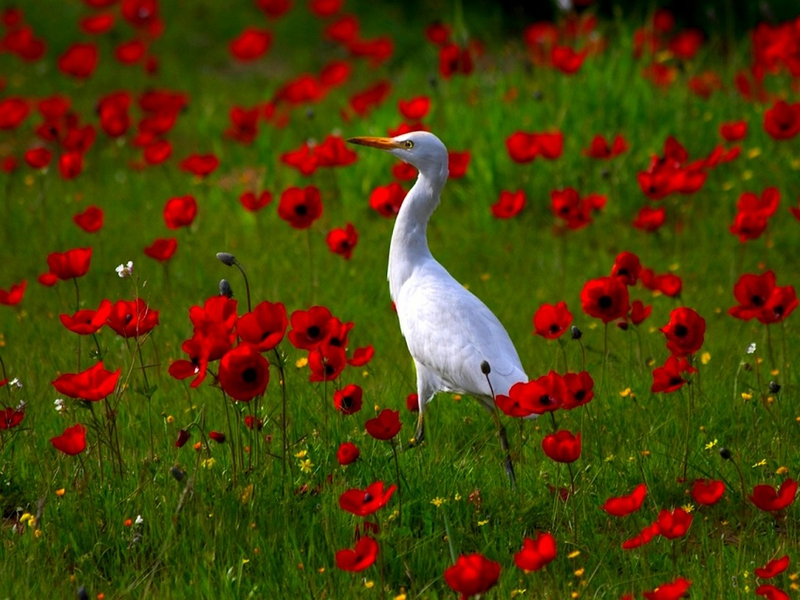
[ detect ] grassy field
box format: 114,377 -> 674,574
1,1 -> 799,598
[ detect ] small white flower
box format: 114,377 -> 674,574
54,398 -> 65,413
135,514 -> 144,525
746,343 -> 757,355
9,377 -> 21,388
116,261 -> 134,278
15,400 -> 26,412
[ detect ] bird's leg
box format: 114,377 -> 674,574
414,409 -> 425,446
481,360 -> 517,490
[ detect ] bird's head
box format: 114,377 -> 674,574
348,131 -> 448,180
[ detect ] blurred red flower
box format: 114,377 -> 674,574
336,441 -> 360,465
335,536 -> 378,572
144,140 -> 171,165
339,481 -> 396,516
47,247 -> 92,281
58,152 -> 83,179
398,96 -> 430,120
209,431 -> 226,443
444,553 -> 501,599
0,406 -> 24,430
720,120 -> 748,141
115,40 -> 146,64
650,356 -> 697,393
514,532 -> 557,572
750,479 -> 798,512
175,429 -> 190,447
369,182 -> 406,217
755,555 -> 790,579
583,134 -> 627,159
0,280 -> 26,306
764,100 -> 800,140
691,478 -> 725,506
239,190 -> 272,212
164,195 -> 197,229
755,585 -> 790,600
106,298 -> 160,338
491,189 -> 526,219
660,307 -> 705,357
551,45 -> 586,74
229,28 -> 272,61
58,43 -> 98,79
52,361 -> 120,401
237,301 -> 288,352
59,299 -> 112,335
643,577 -> 691,600
80,13 -> 115,35
621,522 -> 660,550
218,343 -> 270,401
326,223 -> 358,259
365,408 -> 401,440
73,205 -> 104,233
532,301 -> 572,339
601,483 -> 647,516
542,430 -> 581,463
24,147 -> 51,169
50,423 -> 87,456
632,205 -> 666,232
448,150 -> 470,178
629,300 -> 652,325
278,186 -> 323,229
144,237 -> 178,262
333,383 -> 363,415
180,154 -> 219,176
0,97 -> 30,130
656,507 -> 692,539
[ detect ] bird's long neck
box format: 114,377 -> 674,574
388,166 -> 447,301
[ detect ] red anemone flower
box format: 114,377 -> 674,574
237,301 -> 288,352
632,205 -> 666,232
333,384 -> 363,415
611,251 -> 641,286
50,423 -> 87,456
514,532 -> 557,572
58,43 -> 99,79
365,408 -> 401,440
532,301 -> 572,339
24,147 -> 52,169
180,154 -> 219,177
562,371 -> 594,409
278,186 -> 323,229
755,585 -> 790,600
163,195 -> 198,229
0,406 -> 24,430
107,298 -> 159,338
755,555 -> 790,579
73,205 -> 104,233
759,285 -> 797,324
229,28 -> 272,61
629,300 -> 652,325
326,223 -> 358,259
551,45 -> 586,74
53,361 -> 120,401
58,152 -> 84,180
208,431 -> 226,443
339,481 -> 397,516
601,483 -> 647,516
691,478 -> 725,506
336,441 -> 360,465
59,299 -> 112,335
542,430 -> 581,463
308,345 -> 347,382
144,237 -> 178,262
720,120 -> 748,141
444,553 -> 501,600
655,507 -> 692,539
491,189 -> 526,219
660,307 -> 705,357
729,271 -> 775,321
643,577 -> 692,600
0,98 -> 30,130
288,306 -> 333,350
580,276 -> 630,323
583,134 -> 628,159
47,247 -> 92,281
174,429 -> 190,448
369,182 -> 406,217
239,190 -> 272,212
763,100 -> 800,140
398,96 -> 430,120
651,355 -> 697,393
218,343 -> 270,401
335,536 -> 378,572
0,280 -> 26,306
448,150 -> 470,178
750,479 -> 798,512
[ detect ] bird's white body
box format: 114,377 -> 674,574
349,131 -> 527,446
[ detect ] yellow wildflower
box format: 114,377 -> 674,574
299,459 -> 314,474
431,497 -> 446,508
705,439 -> 718,450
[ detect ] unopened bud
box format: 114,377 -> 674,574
170,464 -> 186,482
219,279 -> 233,298
719,447 -> 732,460
571,326 -> 582,340
77,586 -> 89,600
216,252 -> 236,266
769,381 -> 781,394
480,361 -> 491,375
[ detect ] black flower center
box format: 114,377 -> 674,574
549,324 -> 561,334
669,377 -> 683,386
294,204 -> 308,216
363,493 -> 373,503
751,295 -> 765,307
341,396 -> 353,409
307,325 -> 320,339
574,390 -> 585,401
539,395 -> 552,406
242,367 -> 258,383
598,295 -> 613,309
674,324 -> 688,337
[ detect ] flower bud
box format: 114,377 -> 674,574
219,279 -> 233,298
169,464 -> 186,482
769,381 -> 781,394
216,252 -> 236,266
571,326 -> 583,340
480,361 -> 491,375
719,447 -> 732,460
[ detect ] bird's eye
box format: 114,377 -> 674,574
404,140 -> 414,149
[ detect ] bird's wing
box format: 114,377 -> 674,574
396,259 -> 527,400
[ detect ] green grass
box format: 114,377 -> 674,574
1,1 -> 799,598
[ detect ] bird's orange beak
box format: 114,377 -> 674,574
347,136 -> 402,150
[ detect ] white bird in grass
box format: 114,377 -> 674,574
348,131 -> 528,486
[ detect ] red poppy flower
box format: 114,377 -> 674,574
336,535 -> 378,572
180,154 -> 219,177
288,306 -> 333,350
336,441 -> 360,465
755,555 -> 790,579
729,271 -> 776,321
58,152 -> 83,180
763,100 -> 800,140
477,181 -> 520,216
225,106 -> 259,144
439,43 -> 474,78
175,429 -> 190,447
208,431 -> 225,444
0,280 -> 26,306
629,300 -> 652,325
115,39 -> 146,64
755,585 -> 790,600
651,356 -> 697,393
643,577 -> 691,600
397,96 -> 430,120
514,532 -> 557,572
121,0 -> 158,28
73,205 -> 104,233
347,345 -> 374,367
163,195 -> 197,229
47,247 -> 92,281
405,393 -> 419,412
660,307 -> 705,357
349,80 -> 392,117
369,182 -> 406,217
239,190 -> 272,212
278,186 -> 323,229
532,301 -> 572,339
144,237 -> 178,262
580,276 -> 629,323
281,142 -> 318,176
691,478 -> 725,506
59,299 -> 112,335
632,205 -> 666,232
38,272 -> 58,287
542,430 -> 581,463
325,15 -> 360,43
551,45 -> 587,74
0,406 -> 24,430
58,43 -> 99,79
0,97 -> 30,130
326,223 -> 358,260
333,384 -> 363,415
256,0 -> 290,18
315,135 -> 358,167
365,408 -> 401,440
655,507 -> 692,539
80,13 -> 115,35
107,298 -> 160,338
444,553 -> 501,599
601,483 -> 647,516
309,0 -> 342,17
244,415 -> 263,430
611,252 -> 641,286
583,134 -> 628,159
218,343 -> 270,401
728,212 -> 766,243
759,285 -> 797,324
237,301 -> 288,352
537,132 -> 564,159
750,479 -> 798,512
562,371 -> 594,409
50,423 -> 87,456
505,132 -> 538,163
339,481 -> 397,516
143,140 -> 171,165
52,361 -> 121,401
308,345 -> 347,382
448,150 -> 470,178
720,120 -> 748,141
229,28 -> 272,61
621,522 -> 660,550
24,147 -> 52,169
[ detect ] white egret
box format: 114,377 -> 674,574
348,131 -> 527,486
